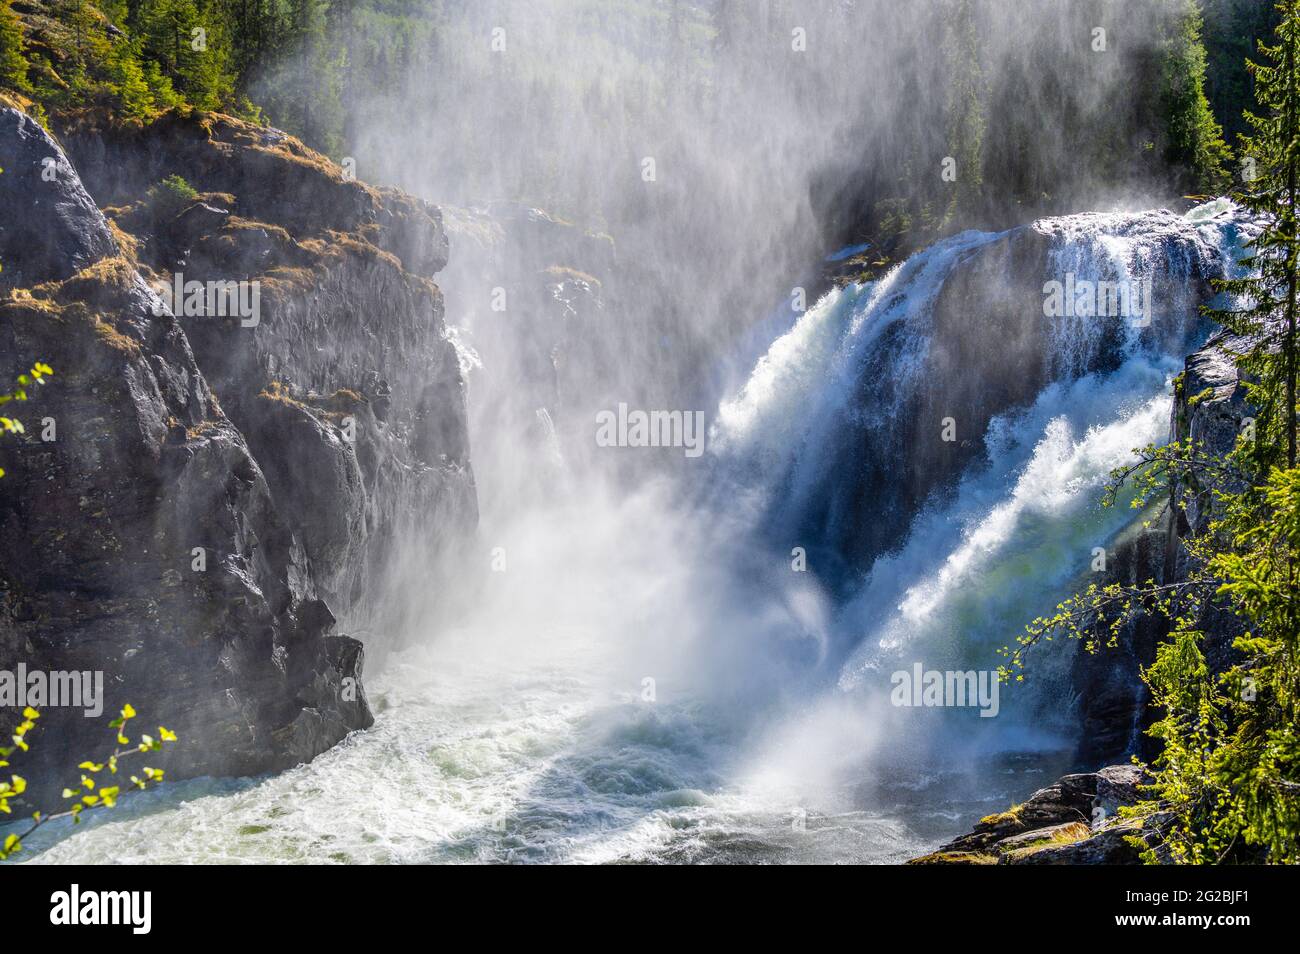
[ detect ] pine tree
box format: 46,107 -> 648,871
939,0 -> 986,225
1203,0 -> 1284,147
1216,0 -> 1300,469
1161,0 -> 1233,195
139,0 -> 226,110
0,0 -> 28,94
109,40 -> 156,121
1003,1 -> 1300,865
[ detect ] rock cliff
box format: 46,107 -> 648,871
0,104 -> 475,806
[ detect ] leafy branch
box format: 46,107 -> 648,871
0,704 -> 177,861
0,361 -> 54,479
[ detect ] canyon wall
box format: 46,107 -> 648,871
0,104 -> 476,804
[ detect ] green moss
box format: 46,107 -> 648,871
979,804 -> 1023,827
908,850 -> 999,865
999,822 -> 1092,858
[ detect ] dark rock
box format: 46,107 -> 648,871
0,108 -> 116,289
994,820 -> 1093,854
1002,819 -> 1150,865
161,201 -> 231,265
922,763 -> 1153,864
0,105 -> 484,808
57,111 -> 448,277
939,774 -> 1096,853
1094,763 -> 1147,823
1069,516 -> 1171,766
908,850 -> 998,865
1163,329 -> 1256,675
62,109 -> 478,658
325,634 -> 370,726
240,390 -> 367,602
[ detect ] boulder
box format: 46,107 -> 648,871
925,763 -> 1151,864
938,773 -> 1096,852
1002,819 -> 1148,865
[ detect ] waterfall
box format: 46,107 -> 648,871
16,201 -> 1257,865
709,199 -> 1252,761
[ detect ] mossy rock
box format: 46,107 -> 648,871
907,850 -> 999,866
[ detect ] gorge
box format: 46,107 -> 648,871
0,102 -> 1250,859
0,0 -> 1293,869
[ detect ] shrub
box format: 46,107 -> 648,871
146,173 -> 199,219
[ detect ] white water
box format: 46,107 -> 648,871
13,203 -> 1245,864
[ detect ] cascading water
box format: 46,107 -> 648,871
14,202 -> 1252,865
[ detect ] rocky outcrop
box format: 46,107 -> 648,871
0,109 -> 115,288
1163,329 -> 1255,671
62,110 -> 477,649
0,106 -> 474,806
1067,513 -> 1171,767
56,111 -> 449,279
911,764 -> 1160,865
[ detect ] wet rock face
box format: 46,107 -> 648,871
0,109 -> 116,288
0,107 -> 476,807
1067,517 -> 1171,767
437,202 -> 614,509
1164,330 -> 1256,672
68,110 -> 477,652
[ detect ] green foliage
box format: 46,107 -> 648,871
146,172 -> 197,218
0,361 -> 54,479
1159,0 -> 1233,194
0,704 -> 177,861
108,38 -> 155,121
3,0 -> 237,122
1132,465 -> 1300,863
0,0 -> 1270,200
0,0 -> 29,93
939,0 -> 986,228
1218,0 -> 1300,470
1203,0 -> 1284,148
1001,441 -> 1300,863
143,56 -> 185,112
136,0 -> 231,110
